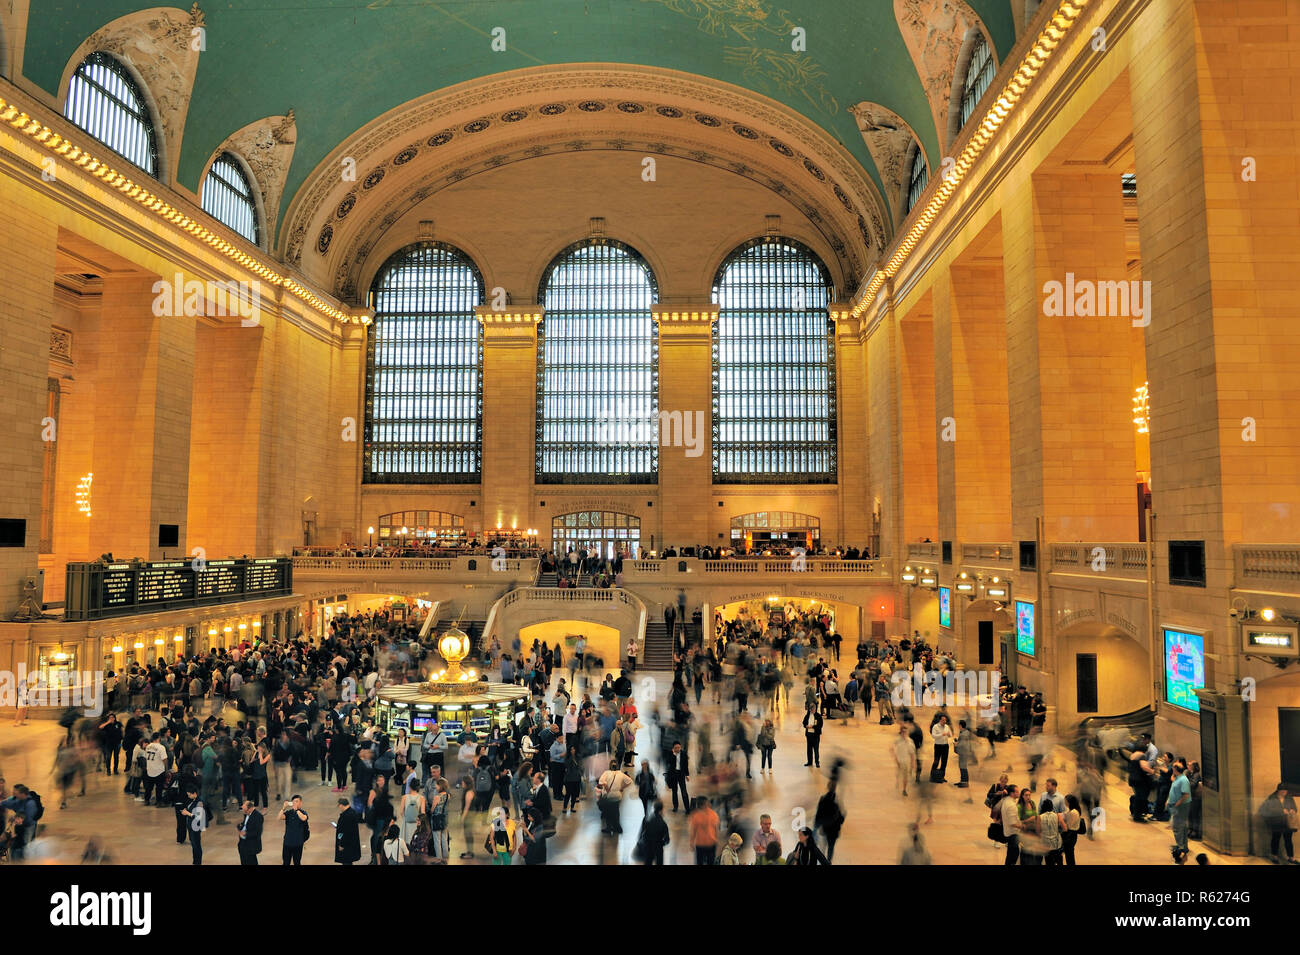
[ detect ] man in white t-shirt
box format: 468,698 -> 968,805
1000,784 -> 1022,865
596,760 -> 633,834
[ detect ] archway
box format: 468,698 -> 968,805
1056,621 -> 1151,730
520,620 -> 621,674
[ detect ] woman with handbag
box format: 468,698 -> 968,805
427,778 -> 450,862
1060,794 -> 1084,865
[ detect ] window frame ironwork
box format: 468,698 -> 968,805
711,236 -> 838,485
363,241 -> 485,485
535,238 -> 660,485
201,151 -> 260,245
64,51 -> 158,177
959,33 -> 997,131
906,144 -> 930,214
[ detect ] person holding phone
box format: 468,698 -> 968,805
280,794 -> 309,865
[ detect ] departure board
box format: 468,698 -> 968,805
196,561 -> 243,598
138,562 -> 194,605
99,564 -> 136,610
66,557 -> 292,621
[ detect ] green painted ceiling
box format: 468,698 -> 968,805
24,0 -> 1015,231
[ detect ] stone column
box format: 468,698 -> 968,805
88,274 -> 196,562
654,306 -> 714,548
477,306 -> 540,538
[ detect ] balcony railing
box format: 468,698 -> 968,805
960,542 -> 1013,565
1235,545 -> 1300,589
622,557 -> 889,580
1049,543 -> 1148,581
907,543 -> 939,561
292,556 -> 538,577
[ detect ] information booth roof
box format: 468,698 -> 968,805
377,682 -> 531,708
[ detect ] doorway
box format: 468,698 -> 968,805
1076,653 -> 1099,713
1281,708 -> 1300,789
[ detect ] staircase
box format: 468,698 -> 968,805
641,619 -> 675,669
538,569 -> 595,588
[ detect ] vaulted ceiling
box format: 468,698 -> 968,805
14,0 -> 1024,296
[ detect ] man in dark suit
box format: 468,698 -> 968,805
334,797 -> 362,865
665,741 -> 690,811
803,705 -> 824,767
523,771 -> 553,826
236,799 -> 262,865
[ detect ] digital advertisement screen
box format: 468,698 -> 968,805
939,586 -> 951,629
1164,627 -> 1205,712
1015,600 -> 1035,655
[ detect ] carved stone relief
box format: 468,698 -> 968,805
892,0 -> 984,153
215,110 -> 297,244
65,4 -> 204,183
848,102 -> 922,222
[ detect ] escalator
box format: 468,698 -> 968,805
1079,705 -> 1156,771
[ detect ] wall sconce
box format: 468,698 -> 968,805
901,564 -> 917,584
1133,382 -> 1150,434
76,473 -> 93,516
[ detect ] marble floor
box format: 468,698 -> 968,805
0,670 -> 1270,865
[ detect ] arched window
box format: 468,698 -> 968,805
552,510 -> 641,560
64,52 -> 158,176
905,144 -> 930,214
364,243 -> 484,483
536,239 -> 659,483
712,238 -> 837,484
958,33 -> 996,131
202,152 -> 259,244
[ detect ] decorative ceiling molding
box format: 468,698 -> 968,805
893,0 -> 988,154
208,110 -> 296,248
849,102 -> 925,225
57,4 -> 204,185
326,127 -> 872,304
278,65 -> 890,293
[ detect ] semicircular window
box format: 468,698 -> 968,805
364,243 -> 485,484
64,51 -> 158,176
201,152 -> 259,244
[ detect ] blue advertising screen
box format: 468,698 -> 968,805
1164,628 -> 1205,712
1015,600 -> 1035,655
939,587 -> 951,629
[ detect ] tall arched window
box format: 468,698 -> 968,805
64,52 -> 158,176
712,238 -> 836,484
536,239 -> 659,483
905,144 -> 930,214
958,33 -> 996,131
202,152 -> 259,244
364,243 -> 484,483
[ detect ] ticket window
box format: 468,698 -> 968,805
37,644 -> 77,689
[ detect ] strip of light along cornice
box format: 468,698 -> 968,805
0,96 -> 372,328
850,0 -> 1090,321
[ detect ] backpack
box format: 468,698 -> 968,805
474,767 -> 493,794
29,791 -> 45,821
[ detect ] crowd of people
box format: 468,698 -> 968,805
4,598 -> 1296,866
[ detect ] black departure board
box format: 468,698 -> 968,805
138,562 -> 195,604
66,557 -> 292,621
196,560 -> 243,597
99,564 -> 136,610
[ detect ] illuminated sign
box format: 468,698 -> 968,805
1243,625 -> 1298,658
939,587 -> 951,629
1164,628 -> 1205,713
1015,600 -> 1035,656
